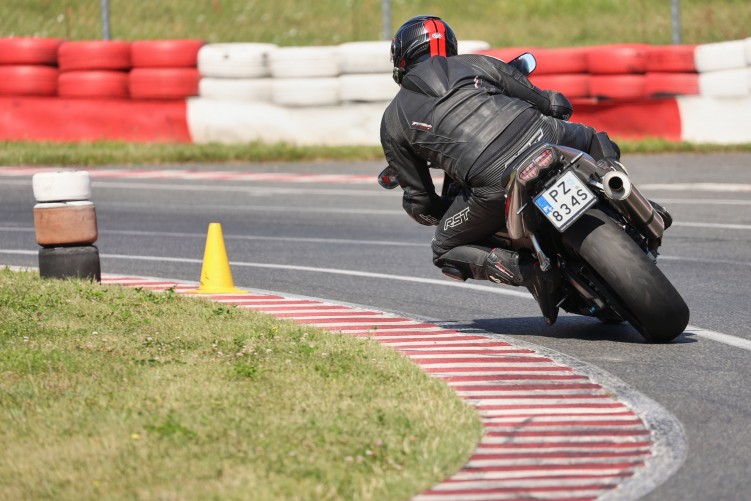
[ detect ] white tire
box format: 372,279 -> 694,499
197,43 -> 277,78
337,41 -> 392,74
698,68 -> 751,97
199,77 -> 273,101
32,170 -> 91,202
269,46 -> 340,78
459,40 -> 491,54
271,78 -> 339,106
695,40 -> 747,72
339,73 -> 397,102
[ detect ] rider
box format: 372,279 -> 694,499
379,14 -> 633,320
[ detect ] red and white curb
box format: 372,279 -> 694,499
0,166 -> 374,184
102,275 -> 686,501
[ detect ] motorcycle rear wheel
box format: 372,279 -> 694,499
563,209 -> 689,343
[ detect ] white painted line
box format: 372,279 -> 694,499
682,326 -> 751,350
671,221 -> 751,231
641,182 -> 751,192
657,198 -> 751,206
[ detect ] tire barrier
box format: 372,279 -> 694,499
197,43 -> 277,78
130,39 -> 204,68
0,65 -> 58,96
587,44 -> 650,74
271,77 -> 340,107
268,46 -> 340,79
198,77 -> 272,102
57,41 -> 131,71
0,37 -> 64,65
129,68 -> 200,100
129,40 -> 204,99
647,44 -> 698,72
2,36 -> 751,143
57,41 -> 132,99
339,73 -> 397,103
58,71 -> 130,99
529,74 -> 590,99
31,171 -> 101,282
645,72 -> 700,98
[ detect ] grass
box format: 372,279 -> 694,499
1,139 -> 750,167
0,141 -> 386,167
1,0 -> 750,46
0,268 -> 482,501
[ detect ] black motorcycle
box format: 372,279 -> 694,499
379,54 -> 689,343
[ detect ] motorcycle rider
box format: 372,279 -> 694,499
380,14 -> 639,322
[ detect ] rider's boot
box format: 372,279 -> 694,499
484,248 -> 561,325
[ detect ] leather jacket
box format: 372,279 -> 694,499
380,53 -> 572,226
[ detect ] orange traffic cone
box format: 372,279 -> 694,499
186,223 -> 246,294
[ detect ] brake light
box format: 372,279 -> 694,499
535,148 -> 555,168
518,148 -> 554,182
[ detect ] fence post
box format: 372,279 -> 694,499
101,0 -> 111,40
381,0 -> 391,40
671,0 -> 682,44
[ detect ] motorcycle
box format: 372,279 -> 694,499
378,53 -> 690,343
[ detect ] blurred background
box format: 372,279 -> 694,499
1,0 -> 749,47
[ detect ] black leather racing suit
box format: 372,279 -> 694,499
380,54 -> 606,281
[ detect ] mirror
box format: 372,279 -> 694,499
508,53 -> 537,75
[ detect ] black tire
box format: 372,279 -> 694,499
38,245 -> 101,282
562,209 -> 689,343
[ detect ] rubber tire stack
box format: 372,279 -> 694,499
0,37 -> 63,96
198,43 -> 277,102
268,46 -> 341,106
129,40 -> 204,99
57,41 -> 131,98
32,171 -> 101,281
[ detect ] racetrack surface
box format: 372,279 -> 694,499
2,152 -> 750,500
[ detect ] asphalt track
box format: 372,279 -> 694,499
1,152 -> 750,500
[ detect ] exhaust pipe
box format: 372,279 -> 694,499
602,171 -> 665,240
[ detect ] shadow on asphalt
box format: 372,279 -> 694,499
442,315 -> 698,345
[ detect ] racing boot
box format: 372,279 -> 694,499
485,248 -> 561,325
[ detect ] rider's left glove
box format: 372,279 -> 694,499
545,90 -> 573,120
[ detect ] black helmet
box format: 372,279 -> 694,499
391,15 -> 458,84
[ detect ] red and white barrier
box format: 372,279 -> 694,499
0,36 -> 749,144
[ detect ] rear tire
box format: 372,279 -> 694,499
563,209 -> 689,342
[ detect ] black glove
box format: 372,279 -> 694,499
545,90 -> 573,120
377,166 -> 400,189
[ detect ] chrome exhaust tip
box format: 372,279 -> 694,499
601,172 -> 664,240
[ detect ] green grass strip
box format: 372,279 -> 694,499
0,269 -> 482,501
1,139 -> 750,167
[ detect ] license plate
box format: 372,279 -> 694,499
533,170 -> 597,232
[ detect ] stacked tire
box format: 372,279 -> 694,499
32,171 -> 101,282
0,37 -> 63,96
57,41 -> 131,98
337,41 -> 396,104
695,40 -> 751,97
268,46 -> 342,106
198,43 -> 277,102
129,40 -> 204,99
480,43 -> 703,101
